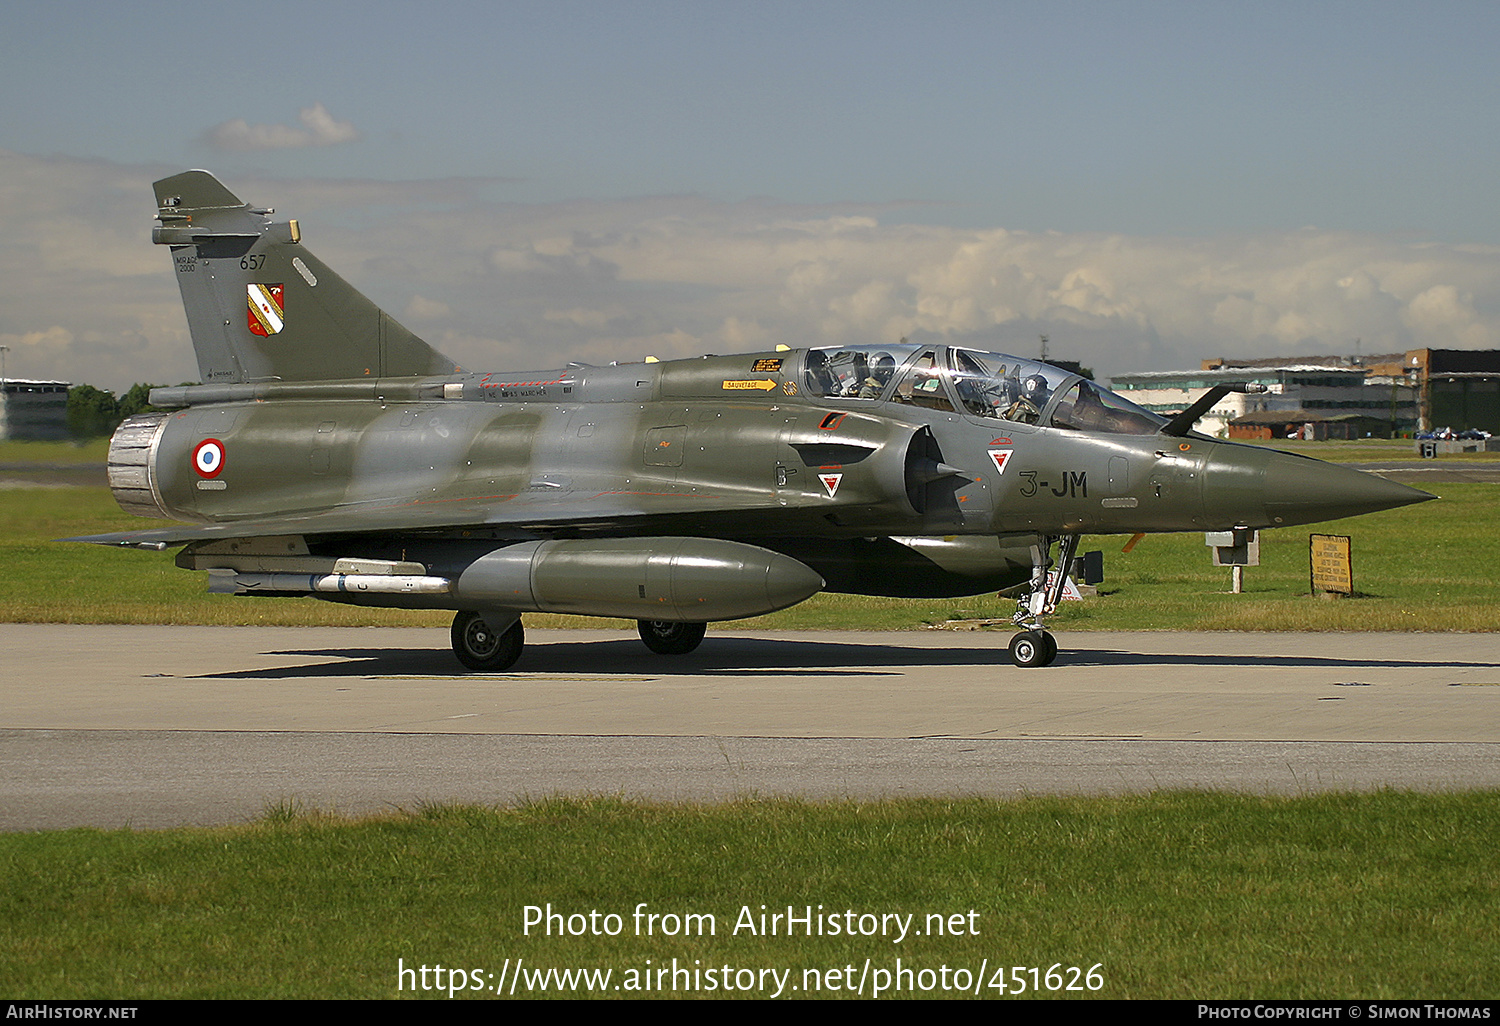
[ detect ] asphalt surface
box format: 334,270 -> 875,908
1350,460 -> 1500,483
4,625 -> 1497,830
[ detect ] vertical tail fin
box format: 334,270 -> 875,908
152,171 -> 461,383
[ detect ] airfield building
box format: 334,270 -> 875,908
0,380 -> 71,441
1198,349 -> 1500,435
1387,349 -> 1500,434
1109,364 -> 1418,439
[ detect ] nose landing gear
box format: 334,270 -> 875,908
1008,534 -> 1077,667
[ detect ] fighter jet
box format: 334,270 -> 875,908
74,171 -> 1433,669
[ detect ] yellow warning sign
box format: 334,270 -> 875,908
1310,534 -> 1353,594
722,379 -> 778,391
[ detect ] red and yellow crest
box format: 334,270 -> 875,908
247,284 -> 285,336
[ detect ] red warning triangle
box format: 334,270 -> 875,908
988,449 -> 1013,474
819,473 -> 843,497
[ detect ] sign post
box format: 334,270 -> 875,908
1206,529 -> 1259,594
1309,534 -> 1353,597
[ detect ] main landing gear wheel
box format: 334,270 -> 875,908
452,611 -> 524,671
1009,630 -> 1058,668
637,620 -> 707,655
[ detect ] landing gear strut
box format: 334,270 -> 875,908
1008,534 -> 1077,667
451,610 -> 524,671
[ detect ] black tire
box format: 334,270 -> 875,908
1009,630 -> 1050,668
637,620 -> 707,655
1040,631 -> 1059,666
452,611 -> 524,671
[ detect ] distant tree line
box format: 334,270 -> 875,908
66,383 -> 173,438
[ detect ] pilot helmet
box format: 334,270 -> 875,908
1022,374 -> 1049,399
871,352 -> 896,383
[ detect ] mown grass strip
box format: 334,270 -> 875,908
1,793 -> 1495,999
0,438 -> 110,466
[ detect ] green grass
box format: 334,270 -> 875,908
1,793 -> 1494,999
3,479 -> 1494,632
0,437 -> 109,464
1038,480 -> 1500,632
0,485 -> 456,627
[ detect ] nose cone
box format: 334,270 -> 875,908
1260,449 -> 1434,527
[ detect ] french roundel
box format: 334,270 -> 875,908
192,439 -> 226,478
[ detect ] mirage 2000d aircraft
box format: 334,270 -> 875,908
73,171 -> 1433,670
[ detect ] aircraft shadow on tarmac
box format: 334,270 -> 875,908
186,636 -> 1500,681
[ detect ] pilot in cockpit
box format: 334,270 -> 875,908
860,352 -> 896,398
1000,373 -> 1050,424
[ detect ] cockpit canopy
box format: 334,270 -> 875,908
802,344 -> 1164,435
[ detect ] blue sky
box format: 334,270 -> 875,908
3,1 -> 1499,389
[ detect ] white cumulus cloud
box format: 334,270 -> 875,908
5,151 -> 1500,392
205,103 -> 360,152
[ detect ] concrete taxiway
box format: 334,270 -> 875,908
3,624 -> 1497,830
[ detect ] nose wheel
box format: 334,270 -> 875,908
1008,629 -> 1058,668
